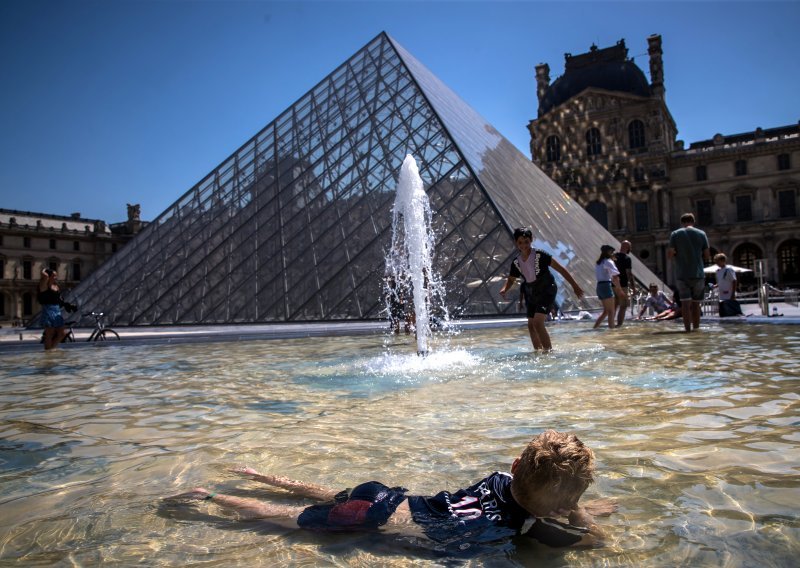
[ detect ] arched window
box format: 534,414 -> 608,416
586,200 -> 608,229
733,243 -> 762,271
586,128 -> 602,157
545,135 -> 561,163
777,239 -> 800,284
628,120 -> 646,149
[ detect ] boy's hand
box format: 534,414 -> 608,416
568,506 -> 595,528
582,497 -> 618,517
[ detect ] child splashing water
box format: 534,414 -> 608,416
498,228 -> 584,351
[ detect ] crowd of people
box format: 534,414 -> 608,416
381,212 -> 730,353
497,212 -> 733,350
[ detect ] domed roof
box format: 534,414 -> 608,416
539,40 -> 652,116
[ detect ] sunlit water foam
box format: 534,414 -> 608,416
364,348 -> 481,377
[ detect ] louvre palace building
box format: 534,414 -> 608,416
0,206 -> 145,326
528,34 -> 799,289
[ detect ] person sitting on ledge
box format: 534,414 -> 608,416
164,430 -> 617,552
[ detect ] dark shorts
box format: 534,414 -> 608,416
676,278 -> 705,302
390,301 -> 404,320
41,305 -> 65,328
596,281 -> 614,300
522,281 -> 557,318
297,481 -> 407,531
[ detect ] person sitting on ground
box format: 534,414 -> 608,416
637,284 -> 672,319
165,430 -> 617,552
649,292 -> 682,321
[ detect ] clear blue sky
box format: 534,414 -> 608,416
1,0 -> 798,223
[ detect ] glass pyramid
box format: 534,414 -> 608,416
65,32 -> 663,325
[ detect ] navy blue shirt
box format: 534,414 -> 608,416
407,472 -> 588,551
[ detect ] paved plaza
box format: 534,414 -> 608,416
1,301 -> 797,354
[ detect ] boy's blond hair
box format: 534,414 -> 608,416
714,253 -> 727,263
511,430 -> 595,509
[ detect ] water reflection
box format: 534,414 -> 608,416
0,323 -> 798,566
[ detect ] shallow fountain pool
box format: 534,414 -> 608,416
0,322 -> 798,566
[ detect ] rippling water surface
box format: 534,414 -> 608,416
0,323 -> 798,566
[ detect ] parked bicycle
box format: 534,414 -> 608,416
62,312 -> 120,342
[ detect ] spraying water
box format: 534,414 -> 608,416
386,155 -> 448,355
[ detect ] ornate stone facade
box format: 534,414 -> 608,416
0,207 -> 146,326
529,35 -> 799,288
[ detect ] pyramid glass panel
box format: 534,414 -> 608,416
64,32 -> 665,325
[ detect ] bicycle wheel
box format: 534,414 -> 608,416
95,329 -> 120,341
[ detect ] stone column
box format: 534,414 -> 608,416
763,230 -> 776,281
648,34 -> 665,100
655,185 -> 670,229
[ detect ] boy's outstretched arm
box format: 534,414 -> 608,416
498,275 -> 516,300
230,467 -> 339,501
550,259 -> 585,298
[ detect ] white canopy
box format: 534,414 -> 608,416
704,265 -> 753,274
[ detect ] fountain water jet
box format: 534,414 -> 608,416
386,155 -> 448,355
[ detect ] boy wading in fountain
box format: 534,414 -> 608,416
165,430 -> 616,553
498,227 -> 584,351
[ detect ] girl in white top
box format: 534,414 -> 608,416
593,245 -> 624,329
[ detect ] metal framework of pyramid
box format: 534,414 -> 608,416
66,32 -> 663,325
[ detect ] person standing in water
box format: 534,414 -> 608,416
499,227 -> 584,351
668,213 -> 710,332
593,245 -> 624,330
38,268 -> 69,350
613,240 -> 635,327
